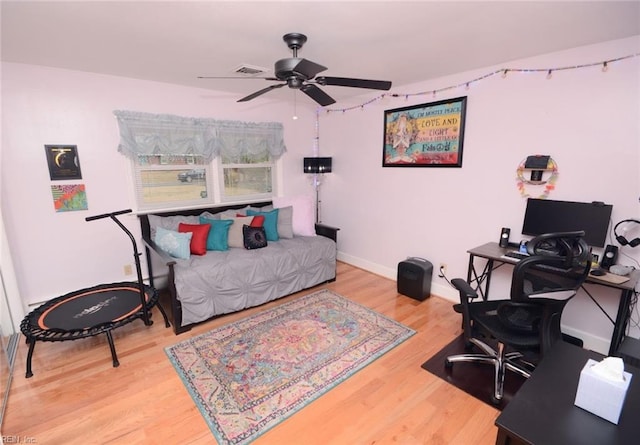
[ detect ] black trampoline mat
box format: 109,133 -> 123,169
39,286 -> 149,331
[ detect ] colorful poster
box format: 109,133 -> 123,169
383,97 -> 467,167
51,184 -> 88,212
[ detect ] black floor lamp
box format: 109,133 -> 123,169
303,157 -> 332,223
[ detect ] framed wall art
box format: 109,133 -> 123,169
383,96 -> 467,167
51,184 -> 88,212
45,144 -> 82,180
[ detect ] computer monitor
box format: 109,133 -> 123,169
522,198 -> 613,247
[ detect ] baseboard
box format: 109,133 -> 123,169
150,275 -> 169,289
337,252 -> 396,280
336,252 -> 612,355
560,325 -> 611,356
336,252 -> 458,303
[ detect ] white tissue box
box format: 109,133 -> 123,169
574,358 -> 632,424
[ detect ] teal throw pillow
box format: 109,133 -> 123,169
247,208 -> 279,241
199,217 -> 234,251
154,227 -> 192,259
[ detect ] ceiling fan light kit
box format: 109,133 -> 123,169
201,33 -> 392,106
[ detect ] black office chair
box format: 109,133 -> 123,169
445,231 -> 591,403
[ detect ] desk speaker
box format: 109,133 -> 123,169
499,227 -> 510,248
601,245 -> 618,269
397,257 -> 432,301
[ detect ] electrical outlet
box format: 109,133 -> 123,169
124,264 -> 133,276
439,263 -> 447,276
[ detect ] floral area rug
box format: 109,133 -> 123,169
165,289 -> 415,444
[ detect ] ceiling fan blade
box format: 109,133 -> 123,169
238,83 -> 286,102
300,84 -> 336,106
198,76 -> 280,81
291,58 -> 328,79
316,76 -> 392,90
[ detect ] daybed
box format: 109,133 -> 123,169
139,201 -> 338,334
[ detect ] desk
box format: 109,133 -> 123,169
495,341 -> 640,445
467,242 -> 640,356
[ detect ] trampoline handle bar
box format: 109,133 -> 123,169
83,208 -> 150,324
85,209 -> 132,222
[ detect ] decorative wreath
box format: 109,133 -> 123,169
515,156 -> 558,199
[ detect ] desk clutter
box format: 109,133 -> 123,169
574,357 -> 633,424
468,241 -> 640,357
588,269 -> 631,284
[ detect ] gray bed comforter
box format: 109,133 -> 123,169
171,235 -> 336,326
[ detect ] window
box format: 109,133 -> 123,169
132,154 -> 212,210
219,141 -> 275,202
115,111 -> 286,211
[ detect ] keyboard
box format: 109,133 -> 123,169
501,251 -> 529,261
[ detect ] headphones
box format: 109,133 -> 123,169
614,219 -> 640,247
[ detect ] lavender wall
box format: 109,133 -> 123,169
318,36 -> 640,353
1,63 -> 318,310
2,36 -> 639,353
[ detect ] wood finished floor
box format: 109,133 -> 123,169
3,262 -> 500,444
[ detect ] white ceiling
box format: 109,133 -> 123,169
2,1 -> 639,106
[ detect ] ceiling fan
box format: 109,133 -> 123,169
198,33 -> 392,106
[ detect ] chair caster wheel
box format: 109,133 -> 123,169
490,395 -> 502,405
444,359 -> 453,369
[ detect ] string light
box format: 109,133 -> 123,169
322,53 -> 638,115
313,52 -> 635,200
313,108 -> 320,156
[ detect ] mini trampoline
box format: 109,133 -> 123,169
20,209 -> 170,378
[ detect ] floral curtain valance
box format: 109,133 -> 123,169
113,110 -> 286,162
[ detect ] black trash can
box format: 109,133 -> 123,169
397,257 -> 432,301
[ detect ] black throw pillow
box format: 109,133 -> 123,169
243,225 -> 268,250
